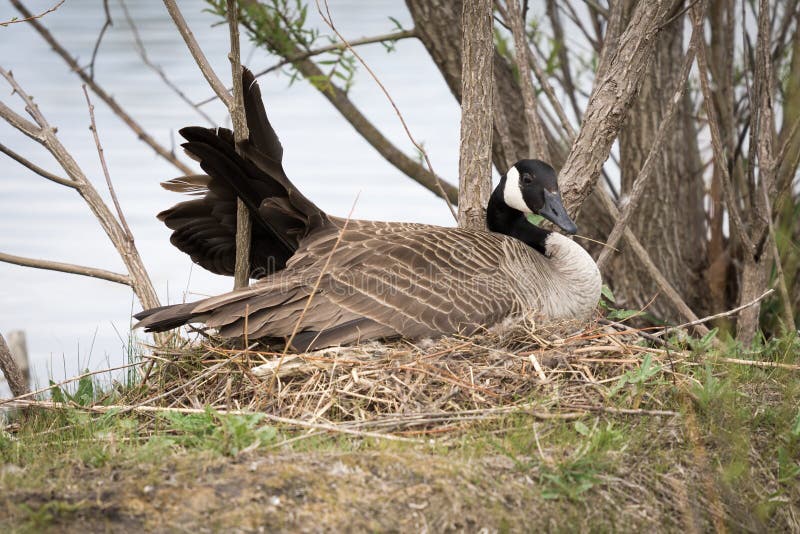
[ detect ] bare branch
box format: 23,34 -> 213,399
500,0 -> 550,161
659,289 -> 775,337
118,0 -> 215,126
316,0 -> 458,219
83,85 -> 134,242
195,29 -> 418,107
0,142 -> 74,188
0,0 -> 63,27
88,0 -> 113,80
162,0 -> 233,108
597,16 -> 702,270
691,4 -> 756,255
545,0 -> 582,126
226,0 -> 252,290
10,0 -> 193,175
0,251 -> 131,286
0,66 -> 160,311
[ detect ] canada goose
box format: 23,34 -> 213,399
135,70 -> 601,350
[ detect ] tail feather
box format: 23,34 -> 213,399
157,67 -> 329,279
134,302 -> 205,333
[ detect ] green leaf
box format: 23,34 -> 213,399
574,421 -> 590,436
791,410 -> 800,437
388,16 -> 403,31
50,381 -> 66,404
526,213 -> 544,226
601,284 -> 615,303
75,372 -> 95,406
608,309 -> 640,321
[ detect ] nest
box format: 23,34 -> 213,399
124,316 -> 686,435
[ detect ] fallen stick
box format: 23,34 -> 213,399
656,289 -> 775,337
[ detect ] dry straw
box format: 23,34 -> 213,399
110,316 -> 695,436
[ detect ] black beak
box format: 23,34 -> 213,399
539,191 -> 577,234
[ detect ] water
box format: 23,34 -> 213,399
0,0 -> 463,390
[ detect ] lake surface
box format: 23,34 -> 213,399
0,0 -> 467,390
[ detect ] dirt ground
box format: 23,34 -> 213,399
2,448 -> 692,533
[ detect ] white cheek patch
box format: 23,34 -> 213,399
502,166 -> 530,213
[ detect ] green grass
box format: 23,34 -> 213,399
1,333 -> 799,531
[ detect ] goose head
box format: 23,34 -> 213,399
496,159 -> 577,234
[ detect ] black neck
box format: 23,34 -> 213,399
487,178 -> 551,255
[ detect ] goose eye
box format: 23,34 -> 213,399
521,173 -> 534,185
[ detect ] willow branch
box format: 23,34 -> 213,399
545,0 -> 582,123
0,142 -> 75,188
88,0 -> 112,80
0,251 -> 131,286
162,0 -> 232,108
0,0 -> 62,27
196,29 -> 418,107
10,0 -> 193,175
0,100 -> 41,140
457,0 -> 494,230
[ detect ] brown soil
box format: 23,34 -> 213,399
2,449 -> 686,533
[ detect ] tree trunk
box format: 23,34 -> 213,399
611,5 -> 707,321
457,0 -> 494,230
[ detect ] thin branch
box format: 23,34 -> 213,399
0,251 -> 131,286
10,0 -> 193,175
118,0 -> 215,126
658,289 -> 774,337
237,10 -> 457,205
597,13 -> 702,270
0,361 -> 144,406
88,0 -> 113,80
83,86 -> 134,242
195,29 -> 418,107
0,65 -> 160,311
0,142 -> 75,188
316,0 -> 458,221
691,4 -> 756,255
500,0 -> 551,161
760,178 -> 795,329
0,0 -> 63,27
162,0 -> 233,108
226,0 -> 252,290
545,0 -> 582,126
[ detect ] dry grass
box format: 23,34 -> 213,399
116,316 -> 690,436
